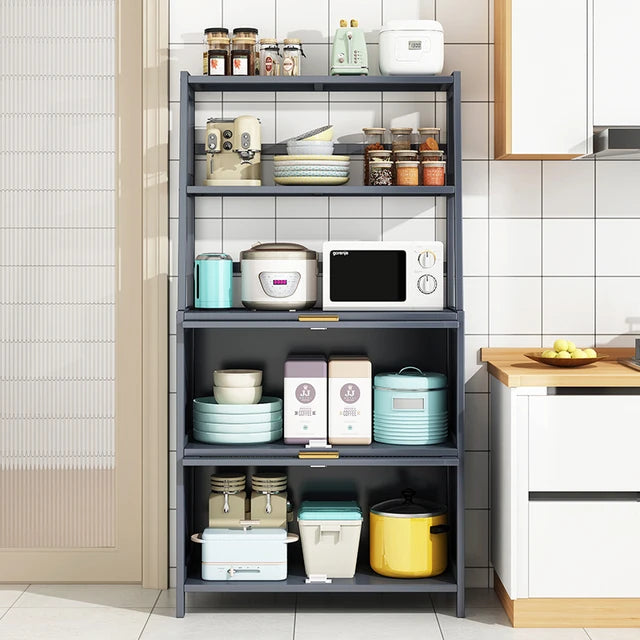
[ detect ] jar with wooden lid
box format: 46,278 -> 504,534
422,161 -> 446,186
418,127 -> 441,152
232,28 -> 258,75
259,38 -> 280,76
362,127 -> 386,185
419,149 -> 445,163
396,160 -> 419,186
390,127 -> 413,151
282,38 -> 304,76
369,160 -> 393,186
204,28 -> 230,75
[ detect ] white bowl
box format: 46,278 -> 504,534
213,385 -> 263,405
286,140 -> 334,156
213,369 -> 262,388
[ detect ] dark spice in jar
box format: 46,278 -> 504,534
231,50 -> 250,75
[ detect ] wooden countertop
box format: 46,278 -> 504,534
481,347 -> 640,387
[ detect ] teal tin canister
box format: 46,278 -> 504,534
373,367 -> 448,418
194,253 -> 233,308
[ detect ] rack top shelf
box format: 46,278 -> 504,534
186,73 -> 458,93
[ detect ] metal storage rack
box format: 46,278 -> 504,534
176,71 -> 464,618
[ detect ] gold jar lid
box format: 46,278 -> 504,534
283,38 -> 301,45
390,127 -> 413,135
418,127 -> 440,135
363,127 -> 386,135
259,38 -> 278,45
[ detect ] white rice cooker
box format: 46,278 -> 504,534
379,20 -> 444,76
240,242 -> 318,310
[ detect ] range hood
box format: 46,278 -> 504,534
584,127 -> 640,158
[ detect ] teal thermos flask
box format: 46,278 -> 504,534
194,253 -> 233,308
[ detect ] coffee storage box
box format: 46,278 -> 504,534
284,357 -> 327,444
328,357 -> 372,445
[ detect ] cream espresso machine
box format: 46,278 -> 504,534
330,19 -> 368,76
205,116 -> 261,186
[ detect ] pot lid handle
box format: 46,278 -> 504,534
398,366 -> 424,376
401,488 -> 416,504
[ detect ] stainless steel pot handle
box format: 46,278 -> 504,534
398,366 -> 424,376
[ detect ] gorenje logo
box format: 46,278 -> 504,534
332,251 -> 350,256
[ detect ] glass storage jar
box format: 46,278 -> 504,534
419,149 -> 445,163
396,161 -> 419,186
362,127 -> 386,185
232,28 -> 258,74
369,160 -> 393,186
231,49 -> 251,75
422,161 -> 446,186
418,127 -> 441,151
282,38 -> 304,76
207,48 -> 229,76
204,28 -> 230,75
390,127 -> 413,151
259,38 -> 280,76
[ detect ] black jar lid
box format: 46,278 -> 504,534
207,49 -> 228,56
204,27 -> 229,35
231,49 -> 250,57
233,27 -> 259,34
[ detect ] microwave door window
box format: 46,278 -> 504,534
329,250 -> 406,302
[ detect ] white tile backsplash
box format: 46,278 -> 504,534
596,219 -> 640,276
276,0 -> 330,42
596,161 -> 640,217
489,277 -> 541,335
542,277 -> 595,335
436,0 -> 489,44
222,0 -> 276,36
489,219 -> 541,276
543,219 -> 594,277
489,161 -> 541,217
166,0 -> 640,590
542,160 -> 595,217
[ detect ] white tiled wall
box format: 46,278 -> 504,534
168,0 -> 640,589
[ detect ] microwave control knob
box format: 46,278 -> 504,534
418,274 -> 437,295
418,250 -> 436,268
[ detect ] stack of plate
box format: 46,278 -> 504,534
274,155 -> 350,185
251,473 -> 287,494
373,410 -> 448,445
193,396 -> 283,444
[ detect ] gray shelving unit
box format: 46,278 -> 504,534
176,71 -> 465,618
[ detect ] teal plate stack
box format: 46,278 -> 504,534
192,396 -> 283,444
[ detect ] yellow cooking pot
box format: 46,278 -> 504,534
370,489 -> 448,578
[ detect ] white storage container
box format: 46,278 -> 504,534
297,501 -> 362,579
379,20 -> 444,76
191,526 -> 298,581
284,357 -> 327,444
328,357 -> 372,445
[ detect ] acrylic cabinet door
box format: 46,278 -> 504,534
495,0 -> 592,158
593,0 -> 640,126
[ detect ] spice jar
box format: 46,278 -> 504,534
204,28 -> 230,74
390,127 -> 413,151
419,149 -> 445,163
369,160 -> 393,186
259,38 -> 280,76
422,161 -> 446,186
232,28 -> 258,75
207,49 -> 229,76
282,38 -> 305,76
418,127 -> 441,151
231,49 -> 251,75
393,149 -> 418,162
362,127 -> 386,185
396,161 -> 419,186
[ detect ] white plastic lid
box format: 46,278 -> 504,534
379,20 -> 443,34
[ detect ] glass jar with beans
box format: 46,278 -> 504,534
362,128 -> 387,185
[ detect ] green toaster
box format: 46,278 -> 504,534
330,19 -> 369,76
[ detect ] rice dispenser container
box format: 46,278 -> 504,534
379,20 -> 444,76
194,253 -> 233,308
374,367 -> 447,421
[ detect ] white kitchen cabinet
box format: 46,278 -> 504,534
529,501 -> 640,597
594,0 -> 640,126
495,0 -> 592,158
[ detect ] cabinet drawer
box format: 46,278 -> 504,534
529,500 -> 640,597
529,395 -> 640,492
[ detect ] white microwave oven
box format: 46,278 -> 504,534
322,241 -> 444,310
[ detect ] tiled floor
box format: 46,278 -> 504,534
0,585 -> 637,640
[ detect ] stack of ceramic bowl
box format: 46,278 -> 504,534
373,368 -> 448,446
274,125 -> 350,185
192,396 -> 283,444
213,369 -> 262,405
